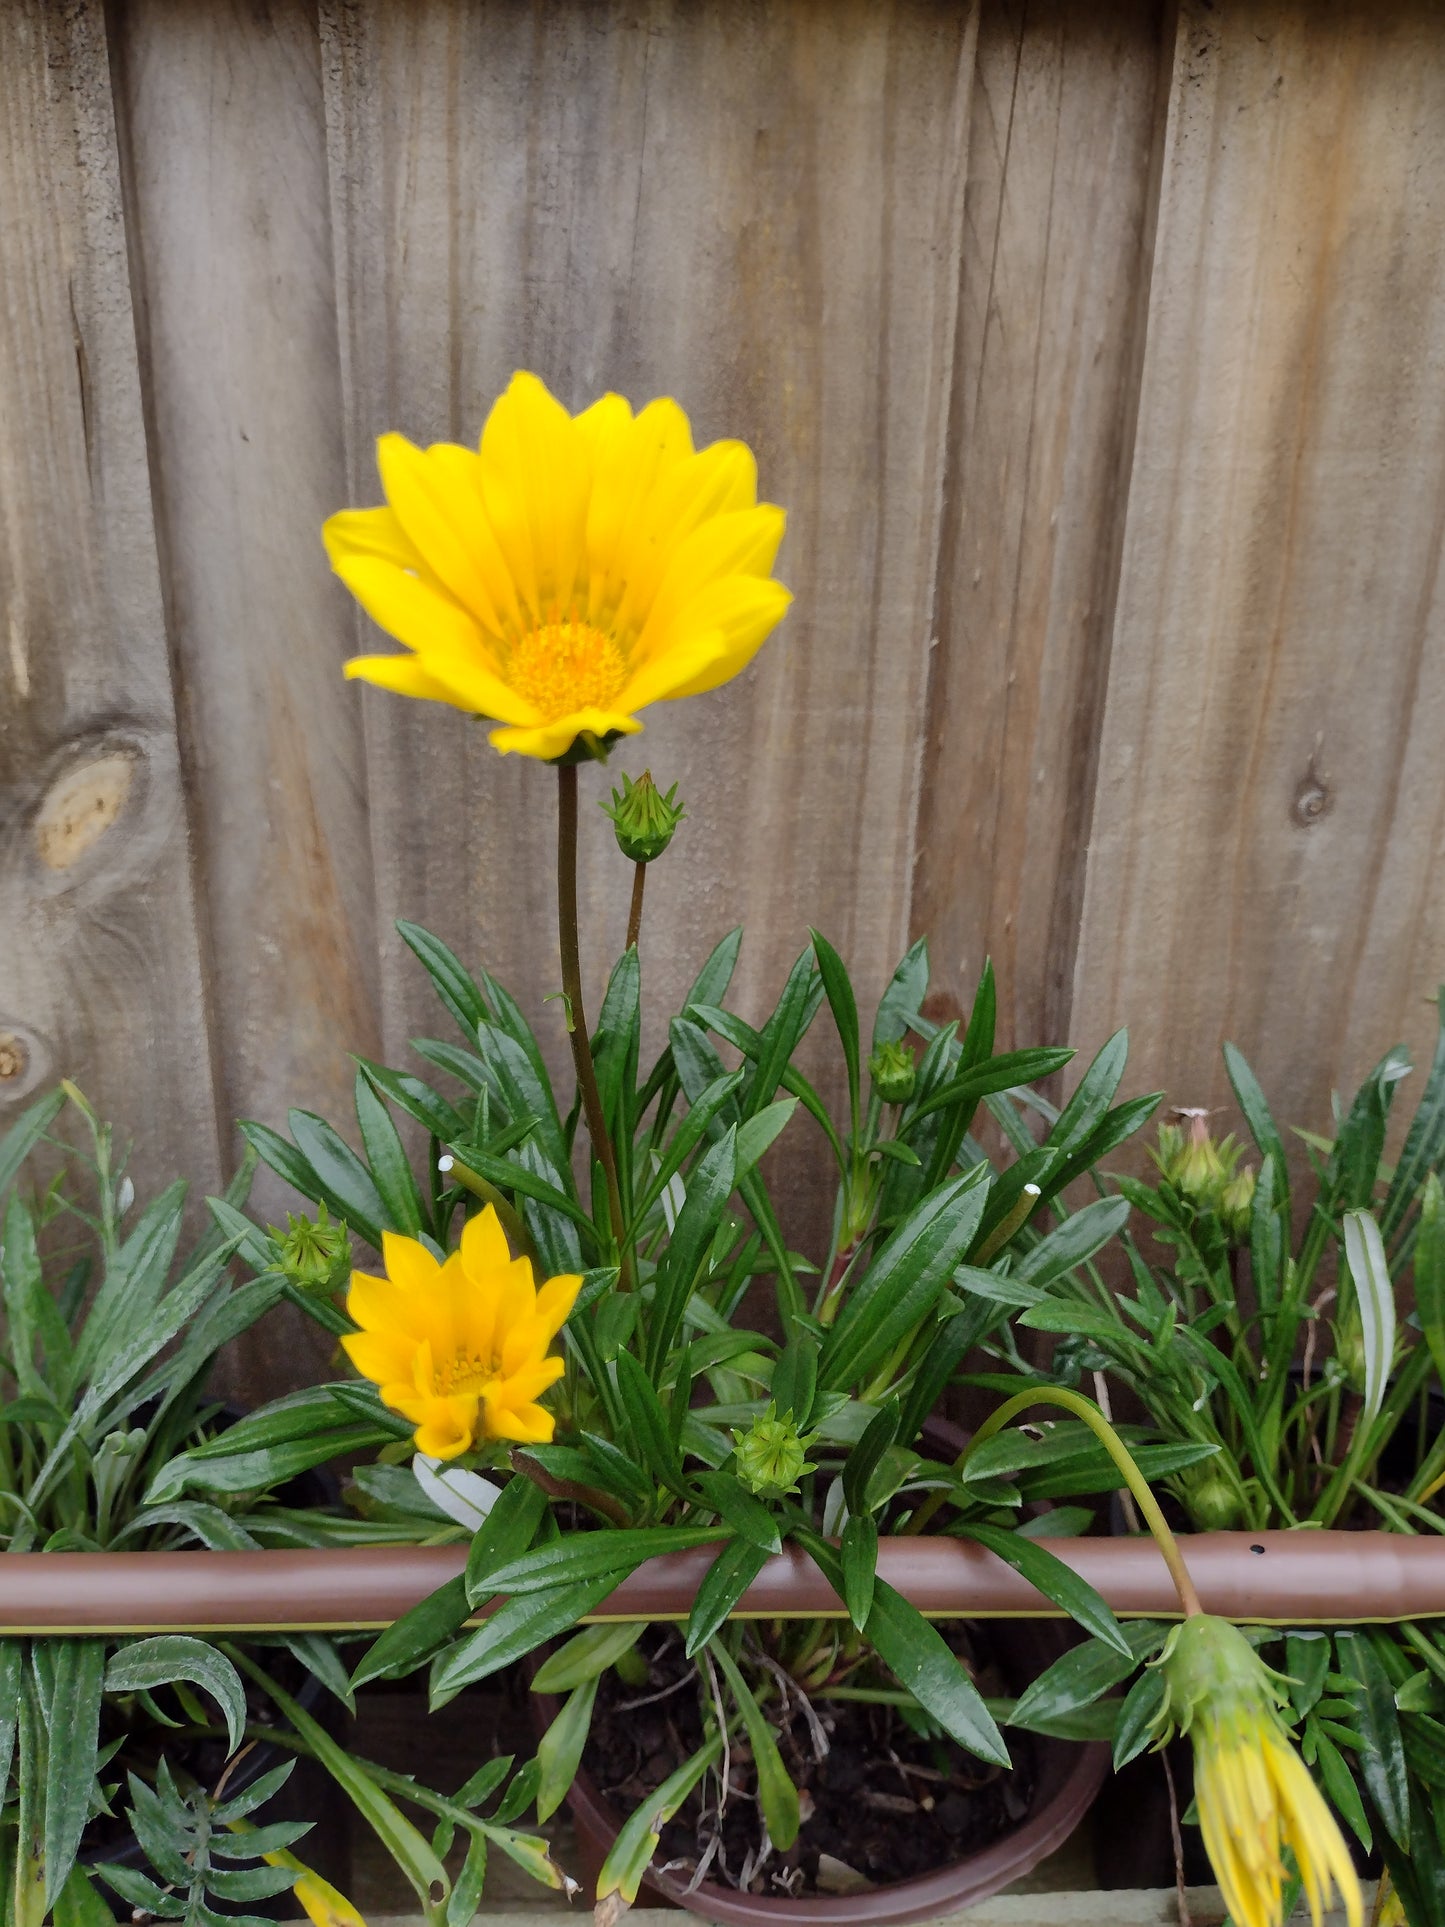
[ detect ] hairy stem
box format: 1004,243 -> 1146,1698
557,764 -> 630,1285
626,861 -> 647,954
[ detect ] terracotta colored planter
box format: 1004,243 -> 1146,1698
531,1619 -> 1108,1927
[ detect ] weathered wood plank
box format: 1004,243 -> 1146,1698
909,0 -> 1166,1054
1071,0 -> 1445,1147
321,0 -> 979,1252
110,0 -> 381,1390
0,1 -> 220,1202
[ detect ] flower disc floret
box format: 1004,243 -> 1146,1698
340,1208 -> 581,1459
325,371 -> 792,760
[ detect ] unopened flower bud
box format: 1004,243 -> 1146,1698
600,771 -> 685,864
1158,1111 -> 1244,1215
1335,1312 -> 1367,1395
1179,1464 -> 1244,1531
732,1403 -> 819,1498
868,1039 -> 916,1105
1219,1165 -> 1256,1242
271,1203 -> 350,1293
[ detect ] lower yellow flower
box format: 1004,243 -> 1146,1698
1153,1616 -> 1362,1927
341,1208 -> 581,1458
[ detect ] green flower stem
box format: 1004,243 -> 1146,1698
626,860 -> 647,954
557,764 -> 631,1288
909,1386 -> 1205,1619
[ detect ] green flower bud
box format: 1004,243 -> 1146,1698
271,1203 -> 351,1293
1157,1111 -> 1245,1215
732,1403 -> 820,1498
1219,1165 -> 1256,1242
600,770 -> 686,863
1334,1312 -> 1367,1395
1179,1464 -> 1244,1531
868,1039 -> 916,1105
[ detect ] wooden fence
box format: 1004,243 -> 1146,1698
4,0 -> 1444,1394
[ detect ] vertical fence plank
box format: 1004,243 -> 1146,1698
321,0 -> 979,1249
0,2 -> 220,1201
909,0 -> 1166,1055
110,0 -> 379,1391
1072,0 -> 1445,1146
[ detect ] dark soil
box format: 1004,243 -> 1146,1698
584,1626 -> 1037,1898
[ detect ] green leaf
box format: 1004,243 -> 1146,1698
431,1572 -> 630,1707
905,1049 -> 1076,1131
1012,1197 -> 1131,1290
1046,1031 -> 1128,1159
1112,1668 -> 1166,1768
484,1526 -> 724,1596
74,1181 -> 187,1379
464,1474 -> 550,1605
232,1649 -> 451,1915
595,1734 -> 723,1905
352,1575 -> 473,1689
841,1513 -> 877,1632
104,1638 -> 247,1754
707,1637 -> 800,1849
685,1539 -> 771,1656
530,1622 -> 645,1694
53,1866 -> 116,1927
1224,1042 -> 1291,1241
1338,1631 -> 1410,1847
1342,1212 -> 1396,1431
811,930 -> 860,1123
1312,1726 -> 1372,1852
536,1677 -> 600,1824
398,921 -> 491,1035
357,1059 -> 467,1145
957,1523 -> 1128,1656
1385,988 -> 1445,1238
872,938 -> 929,1052
0,1639 -> 21,1803
355,1068 -> 425,1235
745,947 -> 822,1119
820,1169 -> 989,1392
842,1399 -> 900,1515
0,1088 -> 65,1204
736,1098 -> 798,1178
1416,1175 -> 1445,1393
646,1128 -> 738,1375
692,1470 -> 783,1553
287,1108 -> 388,1251
615,1349 -> 689,1498
1285,1633 -> 1331,1720
42,1639 -> 105,1908
801,1532 -> 1008,1765
1010,1622 -> 1165,1731
770,1335 -> 818,1431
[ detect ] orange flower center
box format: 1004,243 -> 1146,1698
509,619 -> 627,722
428,1350 -> 499,1398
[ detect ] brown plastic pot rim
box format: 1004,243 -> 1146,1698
0,1531 -> 1440,1633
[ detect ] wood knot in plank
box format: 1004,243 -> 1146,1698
1291,759 -> 1331,827
34,751 -> 136,870
0,1034 -> 26,1083
0,1020 -> 50,1105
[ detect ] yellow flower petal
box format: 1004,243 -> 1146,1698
412,1396 -> 480,1460
340,1329 -> 417,1387
334,556 -> 536,723
483,1395 -> 556,1444
323,504 -> 418,572
478,372 -> 589,621
534,1272 -> 583,1341
460,1203 -> 515,1283
638,576 -> 794,699
376,433 -> 523,639
489,708 -> 644,760
343,653 -> 466,708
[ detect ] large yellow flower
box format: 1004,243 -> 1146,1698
324,371 -> 792,760
341,1209 -> 580,1458
1153,1616 -> 1362,1927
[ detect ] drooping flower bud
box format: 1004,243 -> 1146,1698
271,1203 -> 351,1294
600,770 -> 686,863
868,1039 -> 917,1105
732,1403 -> 820,1498
1151,1615 -> 1361,1927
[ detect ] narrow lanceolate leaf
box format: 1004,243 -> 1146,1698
1046,1030 -> 1129,1159
1384,987 -> 1445,1239
1338,1632 -> 1410,1848
530,1622 -> 645,1694
483,1526 -> 724,1596
841,1514 -> 878,1633
1223,1041 -> 1291,1240
811,929 -> 860,1121
1010,1622 -> 1166,1732
707,1638 -> 800,1849
820,1171 -> 989,1392
1342,1211 -> 1396,1430
685,1539 -> 771,1656
800,1533 -> 1008,1766
956,1523 -> 1128,1657
536,1678 -> 600,1824
595,1735 -> 724,1905
0,1088 -> 65,1205
0,1639 -> 22,1803
1416,1175 -> 1445,1394
354,1067 -> 426,1235
351,1575 -> 472,1690
430,1572 -> 631,1707
42,1639 -> 106,1908
103,1638 -> 247,1755
1112,1668 -> 1166,1769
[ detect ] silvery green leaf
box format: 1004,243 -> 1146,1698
1343,1210 -> 1396,1429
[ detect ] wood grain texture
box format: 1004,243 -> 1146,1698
0,0 -> 220,1201
909,0 -> 1167,1058
1071,0 -> 1445,1148
320,0 -> 979,1253
110,0 -> 382,1390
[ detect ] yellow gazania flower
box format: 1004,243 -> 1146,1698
341,1208 -> 581,1459
324,370 -> 792,760
1153,1616 -> 1362,1927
